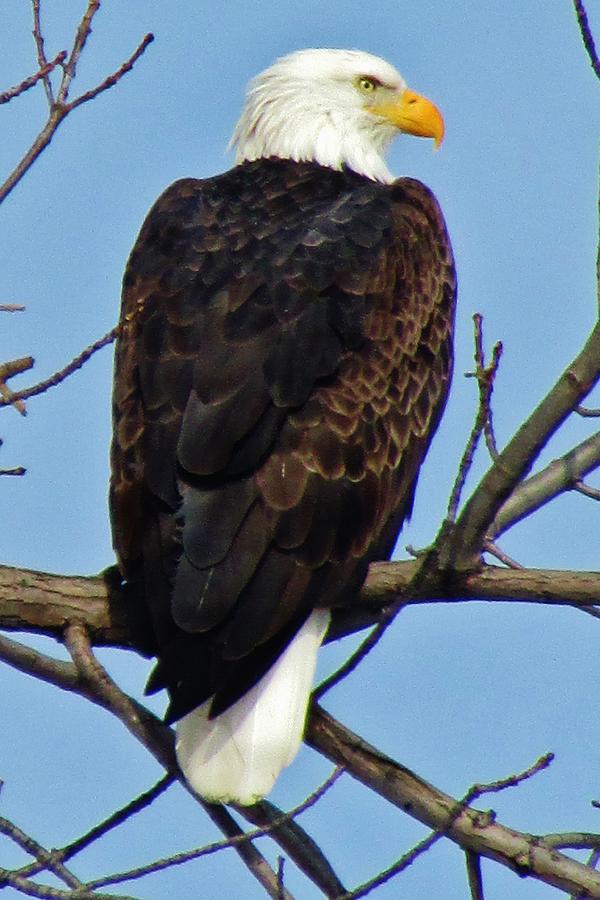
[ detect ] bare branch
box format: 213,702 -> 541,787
0,870 -> 134,900
462,752 -> 554,798
577,404 -> 600,417
0,326 -> 118,408
0,631 -> 82,694
69,33 -> 155,111
0,8 -> 153,205
469,313 -> 502,460
0,466 -> 26,477
55,0 -> 101,105
0,304 -> 26,312
307,707 -> 600,897
0,356 -> 34,414
544,835 -> 600,850
0,103 -> 67,205
60,775 -> 174,863
0,565 -> 145,648
446,314 -> 503,523
340,753 -> 552,899
2,568 -> 600,896
86,769 -> 343,891
31,0 -> 54,106
0,52 -> 66,105
574,478 -> 600,500
3,776 -> 176,888
0,817 -> 83,890
482,539 -> 523,569
573,0 -> 600,81
439,321 -> 600,570
3,561 -> 600,653
465,851 -> 485,900
489,429 -> 600,539
571,849 -> 600,900
61,624 -> 301,900
242,797 -> 347,897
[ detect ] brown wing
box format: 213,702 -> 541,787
110,159 -> 456,721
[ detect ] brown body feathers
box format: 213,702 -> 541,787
110,158 -> 456,722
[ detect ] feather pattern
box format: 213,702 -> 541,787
175,609 -> 330,804
110,49 -> 456,804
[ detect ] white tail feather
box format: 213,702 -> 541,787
175,609 -> 331,805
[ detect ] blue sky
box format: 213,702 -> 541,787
1,2 -> 600,897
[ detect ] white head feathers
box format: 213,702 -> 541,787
229,49 -> 409,184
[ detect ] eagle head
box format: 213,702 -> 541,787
230,48 -> 444,183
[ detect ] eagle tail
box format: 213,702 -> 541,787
174,609 -> 331,805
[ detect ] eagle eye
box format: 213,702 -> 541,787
357,76 -> 378,93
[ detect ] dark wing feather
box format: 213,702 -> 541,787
110,159 -> 456,720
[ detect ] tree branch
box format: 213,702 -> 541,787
1,560 -> 599,653
0,5 -> 153,206
0,51 -> 66,105
307,706 -> 600,897
0,326 -> 119,410
439,321 -> 600,570
573,0 -> 600,80
31,0 -> 55,106
489,428 -> 600,539
0,618 -> 345,898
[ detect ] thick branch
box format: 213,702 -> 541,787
1,561 -> 598,651
306,706 -> 600,897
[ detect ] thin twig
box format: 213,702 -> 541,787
62,624 -> 295,900
56,0 -> 102,105
64,775 -> 174,863
573,0 -> 600,80
0,871 -> 134,900
0,97 -> 67,204
0,817 -> 83,890
87,768 -> 343,890
69,33 -> 155,111
0,304 -> 26,312
483,539 -> 523,569
339,754 -> 552,899
0,51 -> 66,105
11,776 -> 175,886
0,356 -> 34,414
313,604 -> 403,700
439,321 -> 600,571
31,0 -> 54,106
0,326 -> 117,407
577,404 -> 600,417
446,314 -> 502,523
0,9 -> 153,205
574,479 -> 600,500
471,313 -> 502,459
277,856 -> 286,900
462,752 -> 554,800
242,797 -> 346,896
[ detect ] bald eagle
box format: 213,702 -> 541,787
110,49 -> 456,805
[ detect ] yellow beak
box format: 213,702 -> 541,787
371,88 -> 445,149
